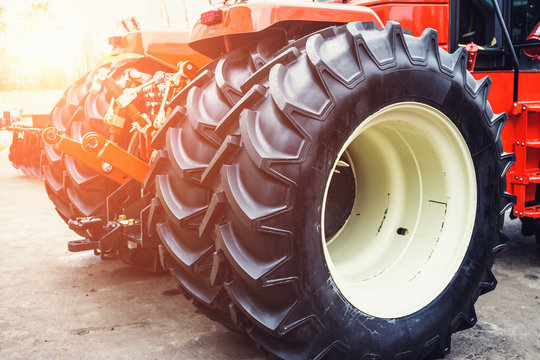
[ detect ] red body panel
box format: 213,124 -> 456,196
189,0 -> 540,216
111,31 -> 211,69
189,1 -> 383,57
190,1 -> 383,40
353,0 -> 449,49
472,71 -> 540,213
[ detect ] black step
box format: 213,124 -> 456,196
68,238 -> 98,252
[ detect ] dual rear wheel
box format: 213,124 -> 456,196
42,58 -> 169,271
152,22 -> 510,358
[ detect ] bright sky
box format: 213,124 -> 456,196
0,0 -> 212,48
0,0 -> 212,89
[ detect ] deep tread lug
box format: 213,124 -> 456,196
200,135 -> 242,189
199,192 -> 228,237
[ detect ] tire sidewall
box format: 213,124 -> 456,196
294,66 -> 500,355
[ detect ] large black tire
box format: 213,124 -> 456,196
42,72 -> 95,226
198,22 -> 513,358
149,35 -> 288,316
64,58 -> 166,218
42,58 -> 169,270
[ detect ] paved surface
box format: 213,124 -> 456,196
0,150 -> 539,360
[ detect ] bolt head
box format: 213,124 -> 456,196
46,132 -> 56,141
87,137 -> 99,149
129,69 -> 142,79
101,162 -> 113,173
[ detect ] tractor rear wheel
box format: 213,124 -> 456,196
149,33 -> 288,319
42,58 -> 168,271
42,71 -> 95,229
204,22 -> 512,358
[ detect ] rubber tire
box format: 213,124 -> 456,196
42,58 -> 168,270
42,71 -> 95,227
204,22 -> 512,359
150,34 -> 288,315
63,58 -> 166,218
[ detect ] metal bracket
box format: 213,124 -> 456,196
81,132 -> 150,183
42,127 -> 129,184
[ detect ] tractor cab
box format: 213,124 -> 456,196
452,0 -> 540,70
451,0 -> 540,226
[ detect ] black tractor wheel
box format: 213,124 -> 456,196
149,34 -> 288,317
63,58 -> 166,219
42,58 -> 168,271
42,71 -> 95,228
200,22 -> 512,358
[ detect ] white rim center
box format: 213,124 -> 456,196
321,102 -> 477,318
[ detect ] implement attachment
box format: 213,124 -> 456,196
42,128 -> 150,184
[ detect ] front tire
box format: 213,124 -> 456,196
209,22 -> 512,358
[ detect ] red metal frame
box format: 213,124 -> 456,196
82,132 -> 150,184
110,30 -> 211,69
42,128 -> 130,184
190,0 -> 540,219
51,0 -> 539,219
350,0 -> 450,49
189,1 -> 384,57
472,71 -> 540,217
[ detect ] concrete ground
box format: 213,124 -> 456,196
0,149 -> 539,359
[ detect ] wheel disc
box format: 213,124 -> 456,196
322,102 -> 477,318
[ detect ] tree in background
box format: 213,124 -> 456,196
181,0 -> 190,29
22,0 -> 65,89
160,0 -> 171,29
0,0 -> 207,91
0,0 -> 69,90
0,5 -> 8,90
0,5 -> 6,34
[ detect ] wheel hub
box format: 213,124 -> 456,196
321,102 -> 477,318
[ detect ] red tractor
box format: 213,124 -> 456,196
39,0 -> 540,358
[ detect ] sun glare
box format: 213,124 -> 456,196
0,0 -> 212,90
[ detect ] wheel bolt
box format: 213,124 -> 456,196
102,162 -> 113,173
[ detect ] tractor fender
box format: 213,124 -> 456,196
109,30 -> 212,70
189,1 -> 383,58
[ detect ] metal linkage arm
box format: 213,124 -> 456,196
81,132 -> 150,183
42,127 -> 149,184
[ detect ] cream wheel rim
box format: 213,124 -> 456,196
321,102 -> 477,318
